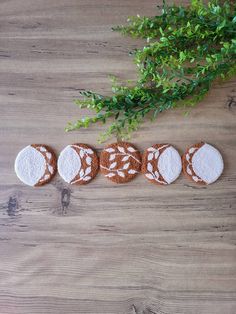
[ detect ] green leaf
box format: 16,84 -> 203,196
66,0 -> 236,142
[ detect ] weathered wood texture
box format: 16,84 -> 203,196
0,1 -> 236,313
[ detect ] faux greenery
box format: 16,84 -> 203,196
66,0 -> 236,142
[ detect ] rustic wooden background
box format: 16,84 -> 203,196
0,0 -> 236,313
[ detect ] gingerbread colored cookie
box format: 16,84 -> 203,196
100,142 -> 141,183
57,144 -> 98,185
14,144 -> 57,186
142,144 -> 182,185
182,142 -> 224,185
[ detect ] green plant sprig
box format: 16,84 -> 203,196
66,0 -> 236,142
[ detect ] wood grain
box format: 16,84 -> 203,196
0,0 -> 236,313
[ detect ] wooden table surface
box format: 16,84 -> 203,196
0,1 -> 236,313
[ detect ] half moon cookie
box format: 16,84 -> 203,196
100,142 -> 141,183
57,144 -> 99,185
14,144 -> 57,186
182,142 -> 224,185
142,144 -> 182,185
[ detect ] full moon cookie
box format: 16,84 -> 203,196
14,144 -> 57,186
100,142 -> 141,183
182,142 -> 224,185
142,144 -> 182,185
57,144 -> 98,185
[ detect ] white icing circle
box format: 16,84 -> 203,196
58,145 -> 81,183
192,143 -> 224,184
157,146 -> 182,184
14,145 -> 46,186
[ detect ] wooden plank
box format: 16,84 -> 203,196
0,0 -> 236,313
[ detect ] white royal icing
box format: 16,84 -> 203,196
48,165 -> 54,174
46,152 -> 52,160
157,146 -> 182,184
14,145 -> 46,186
191,143 -> 224,184
58,145 -> 81,183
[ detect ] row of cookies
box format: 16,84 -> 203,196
14,142 -> 224,187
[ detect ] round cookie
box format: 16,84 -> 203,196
142,144 -> 182,185
182,142 -> 224,185
58,144 -> 98,185
100,142 -> 141,183
14,144 -> 57,186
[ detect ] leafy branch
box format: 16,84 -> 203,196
66,0 -> 236,142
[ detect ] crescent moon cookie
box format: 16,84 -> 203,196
142,144 -> 182,185
100,142 -> 141,183
14,144 -> 57,186
182,142 -> 224,185
58,144 -> 99,185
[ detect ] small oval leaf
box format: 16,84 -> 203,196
128,169 -> 137,174
85,149 -> 93,154
117,171 -> 125,177
189,147 -> 197,154
154,171 -> 159,179
192,176 -> 200,182
154,151 -> 159,159
39,146 -> 47,152
110,154 -> 116,161
85,167 -> 91,175
110,162 -> 117,169
147,163 -> 153,172
118,146 -> 125,153
122,155 -> 129,162
83,176 -> 91,181
147,147 -> 156,152
46,152 -> 52,160
105,148 -> 115,153
106,173 -> 115,177
79,150 -> 85,158
86,156 -> 92,165
145,173 -> 154,180
123,162 -> 130,170
127,146 -> 136,152
187,165 -> 192,175
148,153 -> 154,161
48,165 -> 54,174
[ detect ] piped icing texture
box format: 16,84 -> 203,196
57,144 -> 98,185
100,142 -> 141,183
183,142 -> 224,184
142,144 -> 182,185
14,145 -> 56,186
15,142 -> 224,187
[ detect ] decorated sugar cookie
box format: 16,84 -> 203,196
142,144 -> 182,185
58,144 -> 98,185
100,142 -> 141,183
14,144 -> 57,186
182,142 -> 224,185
